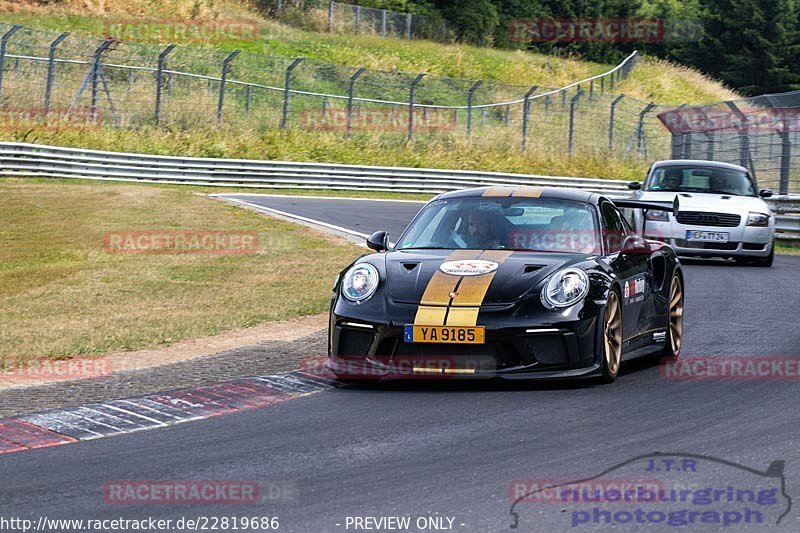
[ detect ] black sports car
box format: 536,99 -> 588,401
327,186 -> 684,383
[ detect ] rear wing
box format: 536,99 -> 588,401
610,196 -> 680,215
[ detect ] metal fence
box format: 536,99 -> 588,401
0,23 -> 642,156
1,21 -> 800,194
0,141 -> 797,242
263,1 -> 452,42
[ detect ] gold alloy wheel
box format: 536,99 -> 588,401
604,290 -> 623,377
668,276 -> 684,355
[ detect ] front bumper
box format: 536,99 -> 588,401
644,220 -> 773,258
328,311 -> 603,381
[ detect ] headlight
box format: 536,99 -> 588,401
541,268 -> 590,309
645,209 -> 669,221
746,212 -> 770,227
341,263 -> 379,303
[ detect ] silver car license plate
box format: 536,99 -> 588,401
686,230 -> 730,243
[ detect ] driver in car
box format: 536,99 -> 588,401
460,210 -> 503,249
660,169 -> 682,191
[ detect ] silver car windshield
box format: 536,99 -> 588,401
397,196 -> 601,254
647,165 -> 757,196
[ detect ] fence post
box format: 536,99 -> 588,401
668,104 -> 687,159
154,44 -> 175,125
568,90 -> 584,157
608,94 -> 624,151
44,32 -> 69,115
779,130 -> 791,195
635,102 -> 656,157
406,13 -> 413,39
328,1 -> 335,32
281,57 -> 304,129
561,89 -> 567,110
245,85 -> 252,115
346,67 -> 366,138
589,80 -> 594,99
217,50 -> 240,127
90,38 -> 115,124
407,73 -> 425,141
520,85 -> 538,150
466,80 -> 482,137
0,25 -> 22,100
725,101 -> 751,169
355,5 -> 361,33
381,10 -> 387,36
600,76 -> 605,93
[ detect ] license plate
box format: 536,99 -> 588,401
404,325 -> 485,344
686,230 -> 729,243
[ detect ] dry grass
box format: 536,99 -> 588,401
0,178 -> 362,364
618,57 -> 738,105
0,0 -> 258,19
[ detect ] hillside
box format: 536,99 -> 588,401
0,0 -> 735,103
0,0 -> 738,182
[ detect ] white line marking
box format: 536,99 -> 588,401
22,414 -> 106,439
102,404 -> 167,427
218,197 -> 370,241
115,399 -> 183,420
213,192 -> 428,204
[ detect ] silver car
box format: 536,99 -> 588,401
628,160 -> 775,267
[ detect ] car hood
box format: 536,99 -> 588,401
384,249 -> 592,305
637,191 -> 771,214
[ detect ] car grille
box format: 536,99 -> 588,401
676,211 -> 741,227
675,239 -> 739,251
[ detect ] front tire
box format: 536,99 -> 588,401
662,274 -> 684,359
600,289 -> 623,383
754,248 -> 774,267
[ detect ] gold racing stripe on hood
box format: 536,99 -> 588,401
444,250 -> 514,326
414,250 -> 482,325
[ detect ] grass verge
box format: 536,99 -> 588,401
0,177 -> 362,364
1,126 -> 651,181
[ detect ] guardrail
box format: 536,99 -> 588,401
0,142 -> 797,243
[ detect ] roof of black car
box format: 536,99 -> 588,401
437,186 -> 597,204
651,159 -> 748,172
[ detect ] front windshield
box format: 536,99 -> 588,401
397,196 -> 601,254
647,165 -> 756,196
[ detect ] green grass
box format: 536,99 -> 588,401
0,177 -> 362,363
0,9 -> 735,103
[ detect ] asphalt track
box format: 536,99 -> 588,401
2,194 -> 800,532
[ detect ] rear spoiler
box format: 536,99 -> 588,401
610,196 -> 680,215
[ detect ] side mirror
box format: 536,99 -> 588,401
759,189 -> 774,198
366,231 -> 389,252
628,182 -> 642,190
621,235 -> 651,255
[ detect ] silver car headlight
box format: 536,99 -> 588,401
746,212 -> 770,227
541,268 -> 590,309
645,209 -> 669,221
341,263 -> 379,303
